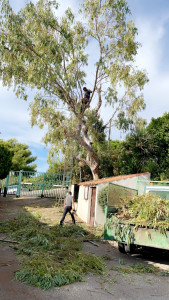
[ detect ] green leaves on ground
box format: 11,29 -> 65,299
112,263 -> 158,275
0,213 -> 105,289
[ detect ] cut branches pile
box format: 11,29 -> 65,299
0,213 -> 105,290
109,193 -> 169,234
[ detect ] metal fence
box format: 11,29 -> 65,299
0,170 -> 71,203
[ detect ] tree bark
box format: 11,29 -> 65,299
90,162 -> 99,180
75,151 -> 100,180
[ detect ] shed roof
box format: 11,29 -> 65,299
78,172 -> 150,186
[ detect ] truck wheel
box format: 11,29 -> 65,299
118,242 -> 126,253
125,244 -> 135,254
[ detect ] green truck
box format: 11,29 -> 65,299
104,216 -> 169,253
104,181 -> 169,253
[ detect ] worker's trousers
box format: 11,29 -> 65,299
60,206 -> 75,225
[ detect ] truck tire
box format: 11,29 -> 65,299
118,242 -> 126,253
125,244 -> 136,254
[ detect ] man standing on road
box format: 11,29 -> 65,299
60,191 -> 76,225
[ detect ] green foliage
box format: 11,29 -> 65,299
107,215 -> 135,245
86,111 -> 106,145
0,0 -> 148,179
4,139 -> 37,172
111,193 -> 169,234
98,186 -> 108,212
118,113 -> 169,180
118,130 -> 154,175
146,113 -> 169,180
0,213 -> 105,289
0,140 -> 13,179
65,139 -> 123,182
98,140 -> 123,178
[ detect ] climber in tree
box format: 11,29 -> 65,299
81,87 -> 92,112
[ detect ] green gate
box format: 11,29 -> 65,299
1,170 -> 71,201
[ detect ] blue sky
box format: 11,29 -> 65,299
0,0 -> 169,172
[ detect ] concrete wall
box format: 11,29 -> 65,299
77,173 -> 151,226
77,185 -> 92,223
94,173 -> 151,226
137,173 -> 151,195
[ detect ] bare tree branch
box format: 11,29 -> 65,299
103,108 -> 118,129
94,86 -> 102,114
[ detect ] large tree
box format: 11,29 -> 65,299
5,139 -> 37,172
146,113 -> 169,180
0,140 -> 13,179
118,113 -> 169,180
0,0 -> 148,179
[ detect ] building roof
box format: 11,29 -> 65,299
78,172 -> 150,186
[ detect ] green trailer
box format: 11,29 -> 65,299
104,181 -> 169,253
104,217 -> 169,253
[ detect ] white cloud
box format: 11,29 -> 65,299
136,23 -> 164,74
133,14 -> 169,122
0,84 -> 47,143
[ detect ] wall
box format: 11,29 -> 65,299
94,183 -> 108,226
76,185 -> 91,223
77,173 -> 151,226
137,173 -> 151,195
94,173 -> 151,226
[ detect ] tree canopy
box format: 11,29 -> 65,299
118,113 -> 169,180
5,139 -> 37,172
0,0 -> 148,179
0,140 -> 13,179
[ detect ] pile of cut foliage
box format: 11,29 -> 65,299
0,213 -> 105,290
113,193 -> 169,233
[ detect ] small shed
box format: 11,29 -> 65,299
76,172 -> 150,226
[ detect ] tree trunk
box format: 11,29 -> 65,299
91,168 -> 99,180
75,153 -> 100,180
76,122 -> 100,180
88,157 -> 99,180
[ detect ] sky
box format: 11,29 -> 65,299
0,0 -> 169,172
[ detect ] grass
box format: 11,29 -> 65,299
0,213 -> 106,290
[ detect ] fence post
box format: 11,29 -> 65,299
16,171 -> 23,198
41,173 -> 45,198
3,174 -> 9,197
